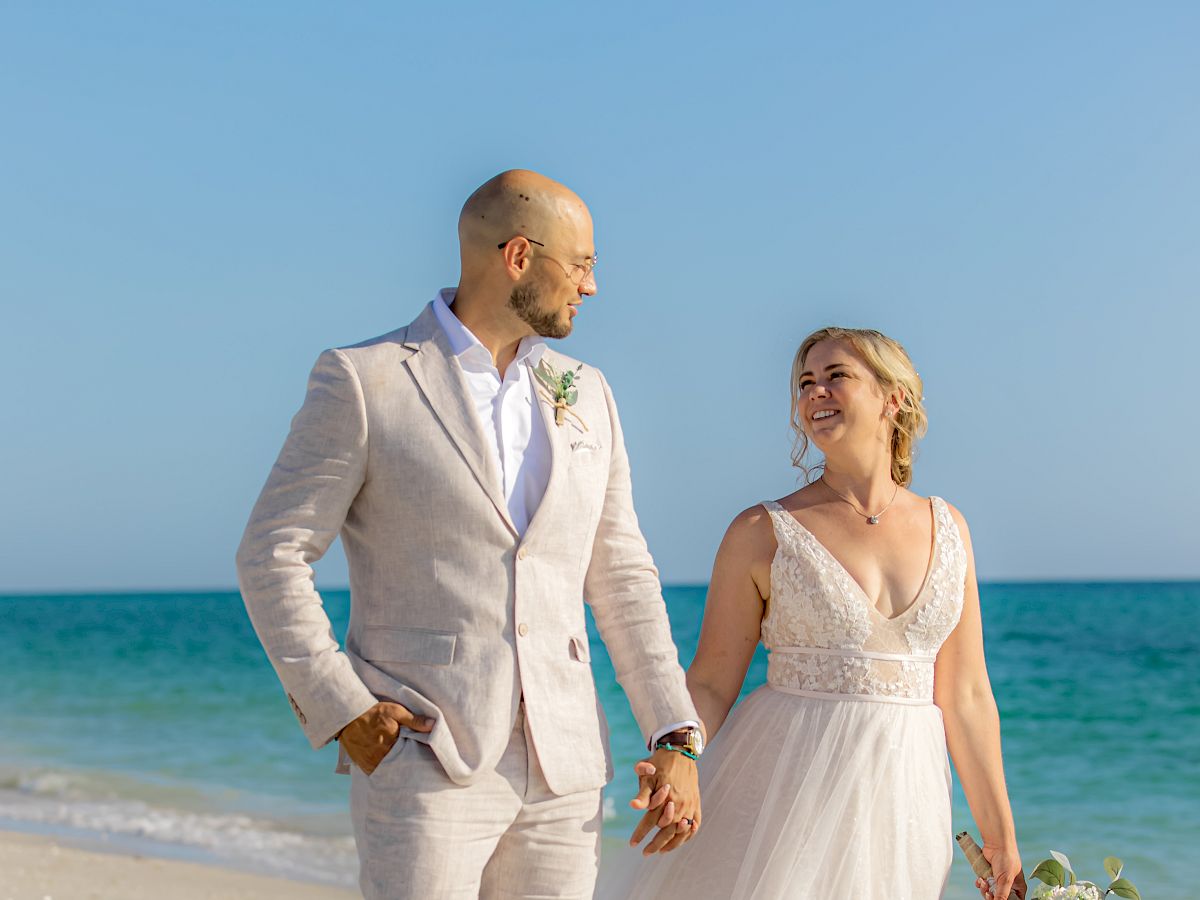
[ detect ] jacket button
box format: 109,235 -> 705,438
517,547 -> 529,560
518,623 -> 529,637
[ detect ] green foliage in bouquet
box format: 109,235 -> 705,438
1029,851 -> 1140,899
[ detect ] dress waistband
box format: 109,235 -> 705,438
770,645 -> 936,664
766,645 -> 938,706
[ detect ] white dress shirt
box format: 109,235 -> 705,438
433,288 -> 698,749
432,288 -> 551,536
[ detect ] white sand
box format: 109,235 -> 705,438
0,830 -> 359,900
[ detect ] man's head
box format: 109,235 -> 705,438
457,170 -> 597,339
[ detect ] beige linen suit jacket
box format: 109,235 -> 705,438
236,301 -> 698,796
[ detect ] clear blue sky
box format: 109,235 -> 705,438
2,3 -> 1197,592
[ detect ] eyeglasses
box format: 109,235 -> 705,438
498,236 -> 597,286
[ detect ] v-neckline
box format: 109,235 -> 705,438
772,498 -> 939,623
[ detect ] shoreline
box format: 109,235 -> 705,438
0,828 -> 359,900
0,758 -> 360,889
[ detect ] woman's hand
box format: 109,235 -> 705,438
974,842 -> 1026,900
627,752 -> 701,854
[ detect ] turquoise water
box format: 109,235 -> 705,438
1,583 -> 1195,895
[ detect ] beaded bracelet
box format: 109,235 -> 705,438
654,741 -> 698,761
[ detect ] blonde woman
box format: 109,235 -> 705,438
605,328 -> 1025,900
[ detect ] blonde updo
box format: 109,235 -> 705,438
789,326 -> 928,487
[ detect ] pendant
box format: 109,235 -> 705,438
867,515 -> 880,525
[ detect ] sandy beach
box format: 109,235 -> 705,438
0,830 -> 358,900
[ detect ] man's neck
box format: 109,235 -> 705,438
449,288 -> 531,372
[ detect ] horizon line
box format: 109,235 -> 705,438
2,577 -> 1199,599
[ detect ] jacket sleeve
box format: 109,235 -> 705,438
236,348 -> 379,749
583,370 -> 699,744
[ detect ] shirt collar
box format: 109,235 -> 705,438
432,287 -> 547,371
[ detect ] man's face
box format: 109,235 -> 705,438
508,211 -> 596,339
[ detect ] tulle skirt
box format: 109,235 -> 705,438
597,685 -> 954,900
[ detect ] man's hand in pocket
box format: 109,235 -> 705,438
338,701 -> 434,774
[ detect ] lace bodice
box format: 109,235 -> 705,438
760,497 -> 967,703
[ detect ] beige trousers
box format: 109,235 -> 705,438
350,704 -> 603,899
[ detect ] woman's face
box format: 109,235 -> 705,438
797,339 -> 893,456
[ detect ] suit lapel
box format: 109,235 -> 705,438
403,305 -> 517,536
521,352 -> 572,547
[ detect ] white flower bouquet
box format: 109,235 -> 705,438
1029,851 -> 1140,900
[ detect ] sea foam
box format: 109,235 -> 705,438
0,764 -> 357,886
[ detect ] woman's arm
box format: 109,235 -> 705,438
626,504 -> 773,854
934,504 -> 1025,900
686,505 -> 774,739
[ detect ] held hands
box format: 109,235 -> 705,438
338,701 -> 433,775
975,843 -> 1026,900
627,748 -> 700,855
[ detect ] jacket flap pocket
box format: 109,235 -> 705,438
360,627 -> 457,665
570,634 -> 591,662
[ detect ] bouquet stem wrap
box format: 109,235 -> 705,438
955,832 -> 1020,900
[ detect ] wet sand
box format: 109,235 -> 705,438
0,829 -> 359,900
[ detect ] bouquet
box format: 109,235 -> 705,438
1029,851 -> 1140,900
956,834 -> 1141,900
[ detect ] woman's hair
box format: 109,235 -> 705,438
789,326 -> 927,487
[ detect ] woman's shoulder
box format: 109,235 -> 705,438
768,481 -> 826,514
725,485 -> 818,545
713,503 -> 781,575
726,501 -> 776,538
901,488 -> 965,521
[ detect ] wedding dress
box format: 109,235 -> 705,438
600,497 -> 967,900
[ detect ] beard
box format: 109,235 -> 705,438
508,283 -> 572,339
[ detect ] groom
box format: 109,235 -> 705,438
236,170 -> 703,898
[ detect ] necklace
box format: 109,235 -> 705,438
820,477 -> 899,525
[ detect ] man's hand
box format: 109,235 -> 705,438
627,748 -> 700,855
338,701 -> 433,775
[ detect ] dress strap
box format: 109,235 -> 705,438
760,500 -> 797,553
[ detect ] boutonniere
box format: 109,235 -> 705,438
533,360 -> 588,431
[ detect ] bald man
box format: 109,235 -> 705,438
237,170 -> 703,899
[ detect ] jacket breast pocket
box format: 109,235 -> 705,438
358,627 -> 457,666
568,448 -> 607,472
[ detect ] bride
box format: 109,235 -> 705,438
602,327 -> 1025,900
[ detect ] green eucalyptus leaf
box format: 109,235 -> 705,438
1049,851 -> 1073,880
565,389 -> 578,405
1030,859 -> 1066,887
1107,877 -> 1140,899
534,367 -> 558,391
1104,857 -> 1123,881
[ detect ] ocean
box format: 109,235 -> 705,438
1,583 -> 1196,897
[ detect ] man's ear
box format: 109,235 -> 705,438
500,237 -> 535,280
